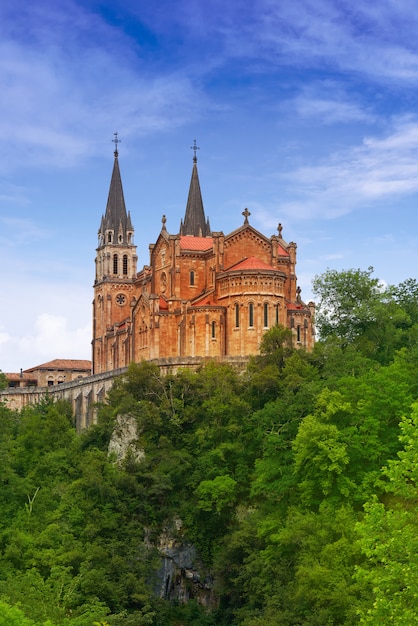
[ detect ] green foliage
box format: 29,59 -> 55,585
356,404 -> 418,624
0,370 -> 7,390
0,599 -> 54,625
257,324 -> 293,366
1,271 -> 418,624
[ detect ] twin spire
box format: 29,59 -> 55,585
99,136 -> 211,246
98,134 -> 133,247
180,140 -> 211,237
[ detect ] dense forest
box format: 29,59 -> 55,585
1,268 -> 418,625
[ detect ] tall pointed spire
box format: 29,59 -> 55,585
98,133 -> 134,246
180,140 -> 211,237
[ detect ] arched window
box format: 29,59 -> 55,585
123,254 -> 128,275
235,303 -> 240,328
263,303 -> 269,328
276,304 -> 279,325
113,254 -> 118,275
190,270 -> 195,286
107,232 -> 113,243
297,325 -> 301,342
249,302 -> 254,328
212,321 -> 216,338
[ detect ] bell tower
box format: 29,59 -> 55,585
92,134 -> 137,374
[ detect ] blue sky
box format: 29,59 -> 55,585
1,0 -> 418,372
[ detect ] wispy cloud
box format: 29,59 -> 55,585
0,3 -> 208,174
0,217 -> 49,246
146,0 -> 418,85
276,117 -> 418,219
285,83 -> 375,125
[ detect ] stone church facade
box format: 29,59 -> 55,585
92,145 -> 315,375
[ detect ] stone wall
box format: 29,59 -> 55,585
0,356 -> 248,430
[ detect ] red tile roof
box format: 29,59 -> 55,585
159,296 -> 168,310
228,256 -> 276,271
5,372 -> 38,381
180,236 -> 213,251
277,243 -> 289,256
24,359 -> 92,372
192,295 -> 217,306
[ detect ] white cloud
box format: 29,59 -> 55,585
1,313 -> 91,373
0,275 -> 91,372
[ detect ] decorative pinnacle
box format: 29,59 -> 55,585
242,207 -> 251,224
191,139 -> 200,163
112,132 -> 121,157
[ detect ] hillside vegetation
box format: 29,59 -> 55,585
1,269 -> 418,625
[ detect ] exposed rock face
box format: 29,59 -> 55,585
108,413 -> 144,463
156,520 -> 217,608
109,419 -> 217,608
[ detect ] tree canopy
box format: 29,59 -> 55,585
0,269 -> 417,625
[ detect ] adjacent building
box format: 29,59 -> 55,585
5,359 -> 92,389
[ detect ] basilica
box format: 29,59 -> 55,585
92,142 -> 315,374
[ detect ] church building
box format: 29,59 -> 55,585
92,141 -> 314,374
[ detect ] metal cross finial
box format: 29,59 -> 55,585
191,139 -> 200,163
112,132 -> 121,156
242,207 -> 251,224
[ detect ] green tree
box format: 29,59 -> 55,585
356,404 -> 418,624
312,268 -> 413,364
312,267 -> 383,343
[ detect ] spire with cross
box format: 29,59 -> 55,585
191,139 -> 200,163
180,139 -> 210,236
112,132 -> 121,157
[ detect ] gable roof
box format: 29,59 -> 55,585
276,243 -> 290,256
224,223 -> 290,257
